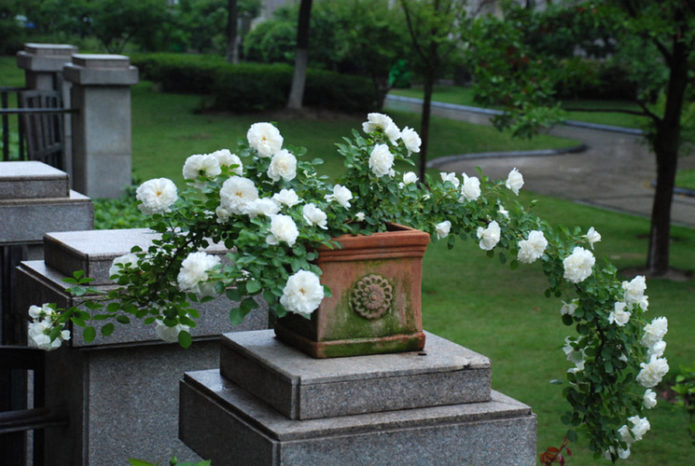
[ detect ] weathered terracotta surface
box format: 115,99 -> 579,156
275,224 -> 430,358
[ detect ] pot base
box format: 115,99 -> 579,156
274,324 -> 425,359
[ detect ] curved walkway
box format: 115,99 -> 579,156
385,95 -> 695,229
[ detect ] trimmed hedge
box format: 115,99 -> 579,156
131,53 -> 376,113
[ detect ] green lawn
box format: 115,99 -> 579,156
390,85 -> 649,129
676,169 -> 695,191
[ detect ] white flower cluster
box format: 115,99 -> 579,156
369,144 -> 394,178
266,214 -> 299,246
517,230 -> 547,264
477,220 -> 500,251
325,184 -> 352,208
177,251 -> 221,297
280,270 -> 324,316
505,168 -> 524,195
435,220 -> 451,239
247,122 -> 283,158
361,113 -> 421,175
27,304 -> 70,351
611,415 -> 651,459
636,316 -> 669,388
562,246 -> 595,283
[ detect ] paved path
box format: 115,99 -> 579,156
385,95 -> 695,228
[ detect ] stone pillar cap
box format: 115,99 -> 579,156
72,54 -> 131,69
24,43 -> 78,56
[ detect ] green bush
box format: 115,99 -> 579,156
131,53 -> 376,113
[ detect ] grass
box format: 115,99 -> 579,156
676,169 -> 695,191
390,85 -> 650,129
130,81 -> 577,184
3,54 -> 695,463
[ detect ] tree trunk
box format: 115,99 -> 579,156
646,38 -> 689,275
419,72 -> 434,181
287,0 -> 313,109
226,0 -> 239,64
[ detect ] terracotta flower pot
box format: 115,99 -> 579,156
274,224 -> 430,358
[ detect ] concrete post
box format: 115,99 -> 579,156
16,43 -> 78,179
63,54 -> 138,198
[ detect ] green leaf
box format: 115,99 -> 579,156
246,280 -> 262,294
226,288 -> 242,302
567,429 -> 578,442
229,307 -> 245,325
178,330 -> 193,349
127,459 -> 154,466
116,315 -> 130,324
83,326 -> 97,342
240,297 -> 259,314
101,323 -> 115,336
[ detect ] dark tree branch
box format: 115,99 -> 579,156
400,0 -> 429,64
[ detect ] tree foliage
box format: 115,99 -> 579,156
467,0 -> 694,275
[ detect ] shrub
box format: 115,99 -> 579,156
131,53 -> 376,113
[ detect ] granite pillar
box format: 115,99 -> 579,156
15,228 -> 269,465
16,43 -> 78,177
180,330 -> 538,466
63,54 -> 138,198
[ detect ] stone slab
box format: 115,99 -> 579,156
180,369 -> 537,466
72,54 -> 130,69
63,63 -> 139,86
220,330 -> 491,420
24,43 -> 78,56
17,44 -> 77,72
16,260 -> 268,347
43,228 -> 227,285
0,161 -> 69,199
0,191 -> 93,245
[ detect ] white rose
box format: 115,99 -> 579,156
628,415 -> 650,441
155,320 -> 190,343
400,127 -> 421,154
584,226 -> 601,249
505,167 -> 524,195
355,212 -> 365,222
517,230 -> 547,264
440,171 -> 460,189
267,149 -> 297,182
219,176 -> 259,215
247,198 -> 280,218
618,448 -> 631,460
459,173 -> 481,202
618,424 -> 633,444
302,204 -> 328,229
266,214 -> 299,246
182,154 -> 221,181
247,122 -> 283,158
280,270 -> 324,316
403,171 -> 418,185
608,301 -> 631,327
643,389 -> 657,409
636,355 -> 669,388
623,275 -> 648,310
28,303 -> 55,320
325,184 -> 352,208
562,246 -> 595,284
641,316 -> 668,347
369,144 -> 394,177
362,112 -> 394,134
476,220 -> 500,251
210,149 -> 243,175
109,253 -> 139,279
28,319 -> 69,351
384,122 -> 401,145
273,188 -> 300,207
136,178 -> 178,215
177,251 -> 221,297
435,220 -> 452,239
560,300 -> 578,316
648,340 -> 666,358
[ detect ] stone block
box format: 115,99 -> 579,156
220,330 -> 491,420
0,191 -> 93,245
63,62 -> 139,86
42,228 -> 229,285
180,369 -> 537,466
0,161 -> 69,199
17,43 -> 77,72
